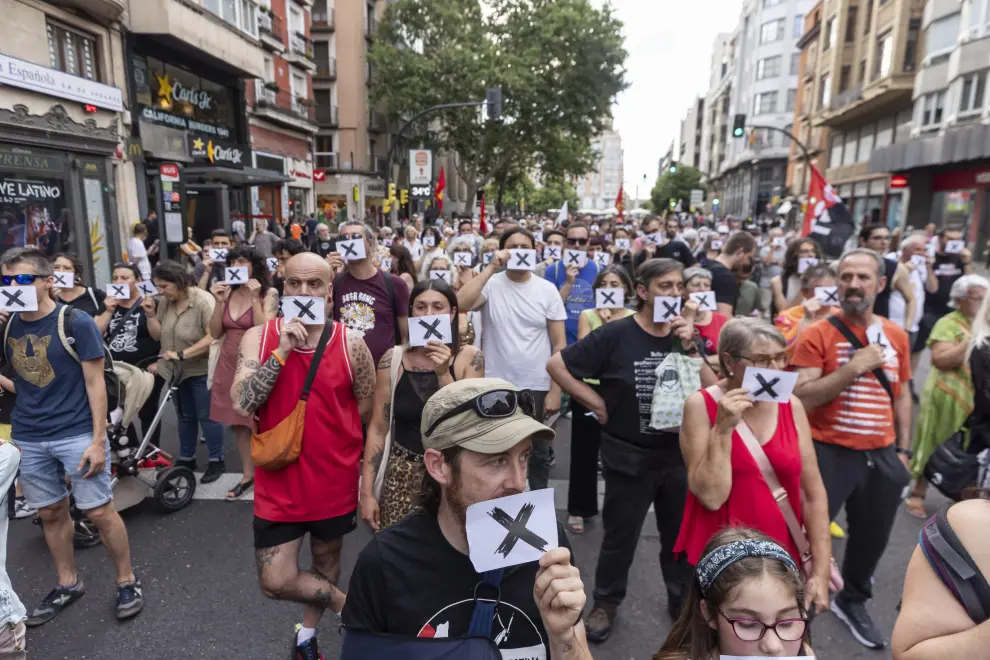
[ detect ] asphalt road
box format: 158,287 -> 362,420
9,355 -> 942,660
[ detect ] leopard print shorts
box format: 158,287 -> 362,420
378,442 -> 425,530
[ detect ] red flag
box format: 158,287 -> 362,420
615,185 -> 624,218
801,163 -> 856,258
435,167 -> 446,213
479,193 -> 487,234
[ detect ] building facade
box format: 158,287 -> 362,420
679,97 -> 705,171
0,0 -> 131,288
576,127 -> 623,211
701,31 -> 736,205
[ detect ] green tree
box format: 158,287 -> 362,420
369,0 -> 627,210
527,178 -> 578,214
650,165 -> 705,213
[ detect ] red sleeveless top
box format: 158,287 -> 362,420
253,319 -> 363,523
673,389 -> 803,564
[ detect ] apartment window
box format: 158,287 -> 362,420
819,72 -> 832,107
46,21 -> 98,80
829,132 -> 844,168
926,14 -> 961,60
754,91 -> 778,114
843,131 -> 858,166
960,72 -> 987,114
791,52 -> 801,74
763,0 -> 785,6
202,0 -> 257,37
857,126 -> 875,161
845,6 -> 858,41
839,65 -> 851,92
858,59 -> 866,84
793,15 -> 803,38
823,16 -> 837,50
864,0 -> 872,34
921,91 -> 946,128
903,18 -> 921,72
786,88 -> 797,111
756,55 -> 781,79
760,18 -> 785,44
875,32 -> 893,79
968,0 -> 983,33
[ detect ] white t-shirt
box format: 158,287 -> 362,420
888,260 -> 926,332
127,237 -> 151,280
403,239 -> 424,261
479,272 -> 567,391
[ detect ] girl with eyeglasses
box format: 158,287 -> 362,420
675,317 -> 832,617
654,527 -> 814,659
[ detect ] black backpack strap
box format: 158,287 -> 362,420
299,322 -> 334,401
920,506 -> 990,623
105,299 -> 142,346
382,272 -> 400,345
827,315 -> 894,402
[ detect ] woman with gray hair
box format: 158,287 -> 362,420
904,274 -> 989,518
675,317 -> 832,614
683,266 -> 728,363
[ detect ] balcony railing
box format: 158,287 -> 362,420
829,85 -> 863,112
315,152 -> 338,170
290,32 -> 314,59
258,12 -> 284,45
253,81 -> 315,122
316,104 -> 339,126
315,57 -> 336,80
312,5 -> 335,30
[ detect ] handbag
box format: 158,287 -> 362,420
250,323 -> 332,470
373,345 -> 404,499
925,429 -> 982,501
649,352 -> 703,430
707,386 -> 844,593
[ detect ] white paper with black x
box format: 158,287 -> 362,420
381,258 -> 392,272
615,238 -> 630,250
543,246 -> 561,262
595,288 -> 624,309
409,314 -> 452,347
423,235 -> 436,248
772,237 -> 786,248
689,291 -> 716,312
815,286 -> 839,306
209,248 -> 228,262
483,252 -> 494,265
0,286 -> 37,312
430,270 -> 451,284
137,281 -> 157,297
710,239 -> 723,250
337,239 -> 366,262
798,257 -> 819,274
645,232 -> 664,246
52,272 -> 73,289
653,296 -> 682,322
717,224 -> 729,234
910,254 -> 926,268
453,252 -> 473,267
267,257 -> 278,273
466,488 -> 558,573
281,296 -> 325,325
108,284 -> 130,300
564,249 -> 587,268
594,252 -> 611,267
224,267 -> 248,285
383,238 -> 393,247
533,231 -> 544,243
945,240 -> 965,254
742,367 -> 798,403
867,324 -> 896,361
508,249 -> 537,271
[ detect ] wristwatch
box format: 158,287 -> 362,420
895,447 -> 913,459
178,351 -> 185,362
683,342 -> 700,356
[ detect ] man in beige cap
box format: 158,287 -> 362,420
342,378 -> 592,659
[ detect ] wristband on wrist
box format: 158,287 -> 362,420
895,447 -> 913,459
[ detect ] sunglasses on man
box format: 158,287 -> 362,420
424,389 -> 535,437
1,274 -> 41,286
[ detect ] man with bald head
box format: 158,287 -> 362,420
231,252 -> 376,660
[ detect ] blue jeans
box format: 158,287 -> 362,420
17,434 -> 112,510
176,375 -> 224,462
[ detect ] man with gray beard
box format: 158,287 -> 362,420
790,248 -> 914,650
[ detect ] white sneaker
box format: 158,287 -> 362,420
13,497 -> 36,519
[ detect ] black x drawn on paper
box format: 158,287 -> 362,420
489,503 -> 548,558
292,299 -> 317,321
418,318 -> 444,341
1,290 -> 25,308
227,269 -> 243,282
53,273 -> 68,287
822,288 -> 839,303
514,253 -> 531,267
111,285 -> 127,297
567,252 -> 582,265
753,374 -> 780,399
340,242 -> 358,257
601,291 -> 617,306
456,254 -> 471,265
695,293 -> 713,309
661,300 -> 679,319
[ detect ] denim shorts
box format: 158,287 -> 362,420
16,434 -> 113,511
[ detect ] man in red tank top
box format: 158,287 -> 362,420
231,253 -> 376,660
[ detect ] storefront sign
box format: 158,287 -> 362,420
156,73 -> 213,111
0,53 -> 123,112
889,175 -> 908,188
0,147 -> 65,174
0,178 -> 62,204
188,135 -> 245,169
313,170 -> 326,182
159,163 -> 180,183
409,149 -> 432,186
364,180 -> 386,198
139,106 -> 232,140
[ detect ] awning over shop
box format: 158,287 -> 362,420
184,166 -> 291,187
869,123 -> 990,175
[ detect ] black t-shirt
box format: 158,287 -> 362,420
925,254 -> 966,317
633,241 -> 697,269
561,315 -> 678,449
60,287 -> 105,316
313,240 -> 334,258
707,261 -> 738,312
342,509 -> 570,657
107,299 -> 160,365
873,258 -> 899,319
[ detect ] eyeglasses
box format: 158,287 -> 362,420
2,274 -> 39,286
719,610 -> 808,642
338,233 -> 365,242
734,352 -> 789,369
566,237 -> 589,246
424,389 -> 536,437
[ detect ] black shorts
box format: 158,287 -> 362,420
253,510 -> 357,549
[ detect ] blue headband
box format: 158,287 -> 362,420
696,539 -> 798,595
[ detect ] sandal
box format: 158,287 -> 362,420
567,515 -> 585,535
904,495 -> 927,519
225,479 -> 254,501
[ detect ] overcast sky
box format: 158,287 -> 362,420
609,0 -> 742,202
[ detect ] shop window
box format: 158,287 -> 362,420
46,21 -> 99,81
959,72 -> 986,115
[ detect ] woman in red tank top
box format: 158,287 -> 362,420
674,317 -> 832,613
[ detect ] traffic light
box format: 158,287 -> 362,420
387,183 -> 396,201
383,199 -> 392,214
400,189 -> 409,206
732,114 -> 746,138
669,198 -> 676,209
669,161 -> 677,174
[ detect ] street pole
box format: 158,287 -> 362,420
745,123 -> 814,227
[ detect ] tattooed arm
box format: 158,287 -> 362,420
359,348 -> 396,531
457,345 -> 485,379
230,325 -> 278,417
263,288 -> 280,322
346,330 -> 376,424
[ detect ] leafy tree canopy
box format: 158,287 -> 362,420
650,165 -> 705,213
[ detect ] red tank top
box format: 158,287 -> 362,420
673,389 -> 803,564
253,318 -> 363,523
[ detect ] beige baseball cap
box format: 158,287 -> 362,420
421,378 -> 555,453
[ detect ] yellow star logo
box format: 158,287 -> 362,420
207,140 -> 215,164
156,73 -> 173,103
192,137 -> 204,151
